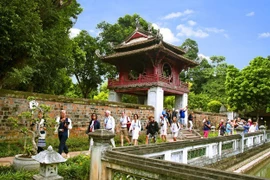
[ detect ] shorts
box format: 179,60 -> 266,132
120,127 -> 128,136
179,118 -> 185,125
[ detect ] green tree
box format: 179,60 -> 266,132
97,14 -> 150,46
225,57 -> 270,120
94,82 -> 109,101
0,0 -> 82,94
164,96 -> 175,109
188,92 -> 210,111
188,59 -> 213,94
207,100 -> 222,113
180,38 -> 199,61
202,56 -> 228,104
71,31 -> 111,98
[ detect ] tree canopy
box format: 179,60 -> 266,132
0,0 -> 82,94
225,56 -> 270,118
70,30 -> 110,98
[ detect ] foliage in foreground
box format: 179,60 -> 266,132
0,155 -> 90,180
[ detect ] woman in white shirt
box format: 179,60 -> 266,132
160,115 -> 168,142
129,114 -> 141,146
249,122 -> 257,133
171,116 -> 180,141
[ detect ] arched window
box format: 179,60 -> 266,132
162,63 -> 173,82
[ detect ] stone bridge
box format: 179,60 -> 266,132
89,130 -> 269,180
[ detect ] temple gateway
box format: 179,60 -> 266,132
100,25 -> 198,122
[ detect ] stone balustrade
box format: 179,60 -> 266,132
91,130 -> 269,179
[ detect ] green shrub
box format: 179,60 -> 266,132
207,100 -> 222,113
58,154 -> 90,180
0,166 -> 36,180
0,140 -> 25,157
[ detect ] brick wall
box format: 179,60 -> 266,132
0,90 -> 154,141
0,89 -> 227,141
192,111 -> 227,131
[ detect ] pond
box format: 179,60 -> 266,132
245,157 -> 270,178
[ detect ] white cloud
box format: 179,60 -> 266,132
198,53 -> 211,63
89,29 -> 101,37
205,27 -> 225,33
246,12 -> 255,16
258,32 -> 270,38
152,23 -> 180,43
69,28 -> 81,38
176,24 -> 209,38
187,20 -> 196,26
162,9 -> 194,20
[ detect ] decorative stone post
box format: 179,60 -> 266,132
259,125 -> 266,131
211,126 -> 216,132
259,125 -> 266,142
89,129 -> 115,180
235,122 -> 245,153
33,146 -> 66,180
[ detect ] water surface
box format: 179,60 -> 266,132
246,157 -> 270,178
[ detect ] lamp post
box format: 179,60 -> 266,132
33,146 -> 66,180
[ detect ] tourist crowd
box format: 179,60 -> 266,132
35,108 -> 260,158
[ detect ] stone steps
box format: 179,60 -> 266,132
178,129 -> 202,140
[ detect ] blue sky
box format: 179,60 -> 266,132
71,0 -> 270,69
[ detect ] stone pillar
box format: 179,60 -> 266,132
182,148 -> 188,164
108,90 -> 122,102
89,129 -> 115,180
218,142 -> 222,157
208,144 -> 213,158
175,93 -> 188,125
235,125 -> 245,153
147,87 -> 164,122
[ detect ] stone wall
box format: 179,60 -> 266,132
0,89 -> 154,141
192,111 -> 227,131
0,89 -> 228,141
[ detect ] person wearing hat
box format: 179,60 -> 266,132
145,116 -> 159,144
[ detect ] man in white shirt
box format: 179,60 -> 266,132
119,111 -> 131,146
104,110 -> 116,148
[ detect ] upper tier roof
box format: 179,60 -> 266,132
101,28 -> 198,67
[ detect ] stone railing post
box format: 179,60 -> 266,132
89,129 -> 115,180
235,123 -> 244,153
259,125 -> 266,143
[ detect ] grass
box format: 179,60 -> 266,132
0,131 -> 165,157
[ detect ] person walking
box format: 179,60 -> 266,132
104,110 -> 116,148
55,110 -> 72,158
203,117 -> 211,138
145,116 -> 159,144
171,116 -> 180,141
226,120 -> 232,135
86,113 -> 100,151
159,115 -> 168,142
188,111 -> 194,132
119,111 -> 131,146
129,114 -> 141,146
37,111 -> 46,153
179,106 -> 187,128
